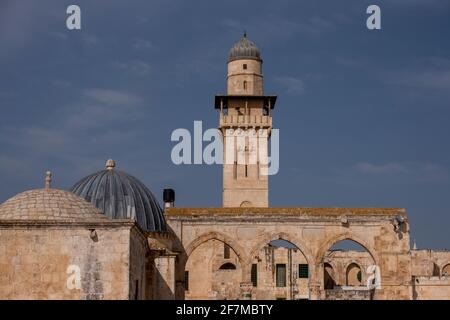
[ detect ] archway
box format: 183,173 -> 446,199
250,238 -> 310,300
442,264 -> 450,276
184,238 -> 242,300
324,263 -> 336,289
321,238 -> 375,299
346,263 -> 362,286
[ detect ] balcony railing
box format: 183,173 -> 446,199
220,114 -> 272,128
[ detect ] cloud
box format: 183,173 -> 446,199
335,56 -> 367,69
388,70 -> 450,90
0,85 -> 149,193
0,88 -> 145,154
356,162 -> 408,175
112,60 -> 152,76
81,34 -> 100,47
274,76 -> 305,95
51,79 -> 71,87
132,38 -> 158,51
220,14 -> 340,43
48,31 -> 68,41
354,162 -> 449,182
384,57 -> 450,91
83,89 -> 143,106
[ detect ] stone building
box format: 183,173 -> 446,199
1,34 -> 450,300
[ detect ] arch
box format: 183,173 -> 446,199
183,232 -> 245,300
184,231 -> 248,263
219,262 -> 237,270
315,233 -> 378,266
343,259 -> 366,280
442,263 -> 450,276
324,263 -> 336,289
346,263 -> 362,286
249,232 -> 314,265
179,231 -> 250,283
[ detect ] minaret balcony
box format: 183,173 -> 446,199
219,114 -> 272,129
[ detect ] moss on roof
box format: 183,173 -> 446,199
165,207 -> 406,217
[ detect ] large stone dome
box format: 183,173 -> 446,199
70,160 -> 166,232
0,188 -> 106,221
228,33 -> 261,62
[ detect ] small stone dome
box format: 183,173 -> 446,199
229,33 -> 261,62
70,160 -> 166,232
0,188 -> 106,221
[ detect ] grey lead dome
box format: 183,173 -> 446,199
228,33 -> 261,62
70,160 -> 166,232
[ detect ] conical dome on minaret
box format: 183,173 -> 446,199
227,33 -> 263,96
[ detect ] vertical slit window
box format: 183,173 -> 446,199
224,244 -> 230,259
184,271 -> 189,291
251,264 -> 258,287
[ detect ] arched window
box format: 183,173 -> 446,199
243,81 -> 247,91
219,262 -> 237,270
346,263 -> 362,286
324,263 -> 335,289
324,239 -> 374,288
443,264 -> 450,276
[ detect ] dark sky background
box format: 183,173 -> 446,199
1,0 -> 449,249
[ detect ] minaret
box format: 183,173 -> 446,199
215,34 -> 277,207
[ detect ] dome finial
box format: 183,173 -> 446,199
45,171 -> 52,189
243,30 -> 247,38
106,159 -> 116,170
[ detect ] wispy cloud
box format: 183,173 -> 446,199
388,70 -> 450,90
356,162 -> 408,175
81,34 -> 100,47
354,162 -> 449,183
220,14 -> 341,43
384,57 -> 450,91
112,60 -> 152,76
132,38 -> 158,51
83,88 -> 143,106
0,88 -> 146,172
274,76 -> 305,95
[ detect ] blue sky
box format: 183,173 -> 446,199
1,0 -> 450,249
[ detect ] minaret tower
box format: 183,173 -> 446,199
215,33 -> 277,207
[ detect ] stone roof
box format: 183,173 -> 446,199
0,188 -> 107,221
165,207 -> 406,217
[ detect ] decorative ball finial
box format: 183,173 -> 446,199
106,159 -> 116,170
45,171 -> 52,189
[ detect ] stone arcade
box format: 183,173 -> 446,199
1,35 -> 450,300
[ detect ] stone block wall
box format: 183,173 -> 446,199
0,222 -> 134,300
